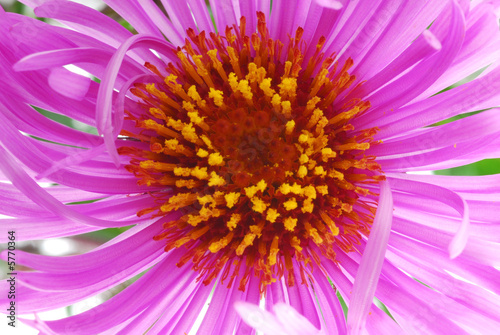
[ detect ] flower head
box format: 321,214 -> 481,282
1,0 -> 500,334
123,13 -> 381,292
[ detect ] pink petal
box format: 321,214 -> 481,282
347,179 -> 393,335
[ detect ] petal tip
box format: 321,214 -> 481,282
315,0 -> 343,10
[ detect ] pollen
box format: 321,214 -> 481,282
208,152 -> 224,166
227,213 -> 241,231
314,166 -> 327,177
303,186 -> 317,199
297,165 -> 308,178
244,180 -> 267,198
191,166 -> 208,180
285,120 -> 295,135
299,154 -> 309,164
208,171 -> 225,186
266,208 -> 280,223
225,192 -> 241,208
284,217 -> 298,231
196,148 -> 209,157
208,88 -> 225,107
251,197 -> 267,213
316,185 -> 329,195
268,236 -> 280,265
259,78 -> 275,97
278,78 -> 298,98
298,133 -> 309,144
122,12 -> 382,294
283,198 -> 298,211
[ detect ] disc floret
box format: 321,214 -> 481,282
121,13 -> 382,292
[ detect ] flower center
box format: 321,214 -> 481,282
120,13 -> 382,292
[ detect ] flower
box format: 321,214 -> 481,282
1,0 -> 500,334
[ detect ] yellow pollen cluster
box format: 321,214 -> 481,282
122,12 -> 381,293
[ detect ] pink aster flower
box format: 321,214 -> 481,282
1,0 -> 500,334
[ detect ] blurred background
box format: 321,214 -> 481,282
1,0 -> 499,334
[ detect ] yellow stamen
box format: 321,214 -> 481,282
290,236 -> 303,252
268,236 -> 280,265
209,232 -> 234,253
283,198 -> 298,211
191,166 -> 209,180
208,171 -> 226,186
303,185 -> 317,199
251,197 -> 267,213
173,167 -> 192,177
285,120 -> 295,135
314,166 -> 327,177
299,154 -> 309,164
297,165 -> 308,178
208,152 -> 225,166
301,198 -> 314,213
321,148 -> 337,161
266,208 -> 280,223
227,213 -> 241,231
225,192 -> 241,208
278,77 -> 297,99
259,78 -> 276,97
208,88 -> 225,107
197,148 -> 209,157
316,185 -> 329,195
284,217 -> 298,231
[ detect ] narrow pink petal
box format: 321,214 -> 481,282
313,273 -> 347,334
137,0 -> 185,46
32,251 -> 196,334
208,0 -> 238,32
379,133 -> 500,172
34,0 -> 134,49
151,281 -> 213,334
0,146 -> 136,228
101,0 -> 163,37
36,145 -> 107,179
387,248 -> 500,323
322,0 -> 384,62
316,0 -> 343,10
238,0 -> 257,34
234,301 -> 288,335
389,232 -> 500,295
349,0 -> 447,83
269,0 -> 298,47
380,257 -> 500,333
286,262 -> 322,329
187,0 -> 216,34
320,258 -> 404,334
370,108 -> 500,157
218,275 -> 260,334
393,173 -> 500,195
350,30 -> 441,100
196,264 -> 244,334
387,175 -> 470,258
13,47 -> 144,77
158,0 -> 197,36
371,63 -> 500,139
418,2 -> 500,97
347,179 -> 393,335
360,2 -> 465,121
274,303 -> 321,334
48,67 -> 91,101
335,250 -> 469,335
0,110 -> 151,194
233,275 -> 261,334
96,34 -> 176,167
